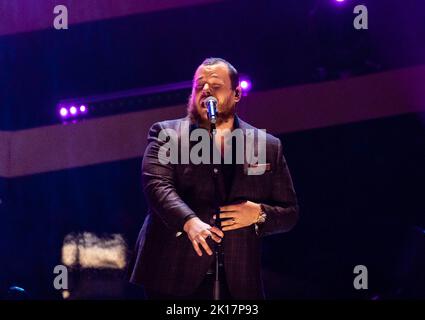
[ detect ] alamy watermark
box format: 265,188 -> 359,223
53,5 -> 68,30
157,121 -> 267,175
53,4 -> 368,31
354,5 -> 368,30
353,264 -> 368,290
53,264 -> 68,290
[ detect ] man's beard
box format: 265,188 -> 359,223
186,95 -> 235,126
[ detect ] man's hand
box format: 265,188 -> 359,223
183,217 -> 224,256
216,201 -> 261,232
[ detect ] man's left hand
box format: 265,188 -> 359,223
215,201 -> 261,232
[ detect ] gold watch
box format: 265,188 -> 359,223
255,204 -> 267,224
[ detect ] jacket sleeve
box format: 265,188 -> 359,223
141,122 -> 197,232
256,139 -> 299,237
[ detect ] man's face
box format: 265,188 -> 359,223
188,62 -> 240,125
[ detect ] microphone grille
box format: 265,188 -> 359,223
204,96 -> 218,105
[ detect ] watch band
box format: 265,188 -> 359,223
255,204 -> 267,224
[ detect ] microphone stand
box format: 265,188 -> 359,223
210,121 -> 222,300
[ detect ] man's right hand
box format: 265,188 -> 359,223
183,217 -> 224,256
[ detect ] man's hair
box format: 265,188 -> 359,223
200,57 -> 239,90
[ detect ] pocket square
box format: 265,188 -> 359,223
245,163 -> 271,175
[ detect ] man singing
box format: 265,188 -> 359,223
130,57 -> 299,299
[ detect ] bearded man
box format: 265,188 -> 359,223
130,57 -> 299,300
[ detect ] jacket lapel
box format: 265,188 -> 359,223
183,115 -> 257,204
227,115 -> 257,201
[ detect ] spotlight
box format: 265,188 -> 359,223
239,78 -> 252,95
58,103 -> 90,122
59,107 -> 68,117
240,80 -> 249,89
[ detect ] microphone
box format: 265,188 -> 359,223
204,96 -> 218,124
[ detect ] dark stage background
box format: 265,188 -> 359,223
1,0 -> 425,299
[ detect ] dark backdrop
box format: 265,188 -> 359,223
1,0 -> 425,299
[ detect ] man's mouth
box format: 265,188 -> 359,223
200,96 -> 214,108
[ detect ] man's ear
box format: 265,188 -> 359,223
234,86 -> 242,103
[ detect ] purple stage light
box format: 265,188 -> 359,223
239,79 -> 252,95
335,0 -> 345,2
58,103 -> 89,122
60,107 -> 68,117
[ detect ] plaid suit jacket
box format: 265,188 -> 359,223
130,115 -> 299,299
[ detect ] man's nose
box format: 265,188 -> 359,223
202,83 -> 211,94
